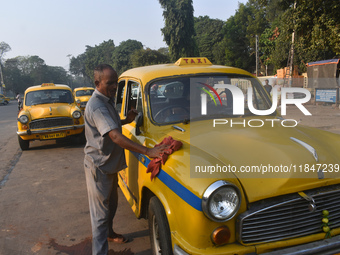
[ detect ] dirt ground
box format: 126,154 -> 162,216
283,104 -> 340,134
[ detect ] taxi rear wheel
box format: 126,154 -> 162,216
148,196 -> 173,255
18,136 -> 29,150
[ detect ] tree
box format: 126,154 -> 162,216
84,40 -> 116,80
111,40 -> 143,74
131,48 -> 170,68
0,42 -> 11,90
292,0 -> 340,71
3,58 -> 31,93
223,3 -> 258,71
252,0 -> 340,72
70,53 -> 87,77
194,16 -> 224,63
159,0 -> 198,61
3,56 -> 69,93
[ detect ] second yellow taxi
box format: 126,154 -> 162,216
73,87 -> 95,113
17,83 -> 85,150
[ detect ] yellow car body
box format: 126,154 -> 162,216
0,94 -> 10,105
17,83 -> 85,150
73,87 -> 95,112
116,58 -> 340,254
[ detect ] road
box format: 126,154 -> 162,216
0,102 -> 151,255
1,101 -> 340,255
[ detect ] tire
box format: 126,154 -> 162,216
18,136 -> 29,150
3,101 -> 8,105
148,196 -> 173,255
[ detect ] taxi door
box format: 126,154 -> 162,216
116,78 -> 145,215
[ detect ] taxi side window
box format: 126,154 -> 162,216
125,81 -> 142,116
116,80 -> 126,114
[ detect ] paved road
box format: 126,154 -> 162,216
0,103 -> 151,255
1,101 -> 340,255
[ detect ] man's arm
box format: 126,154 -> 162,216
108,129 -> 167,158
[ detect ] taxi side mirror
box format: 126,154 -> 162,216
135,112 -> 143,136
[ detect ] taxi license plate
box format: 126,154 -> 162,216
41,132 -> 66,140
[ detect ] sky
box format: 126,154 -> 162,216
1,0 -> 247,70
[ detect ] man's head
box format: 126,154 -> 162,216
94,64 -> 118,98
265,79 -> 269,85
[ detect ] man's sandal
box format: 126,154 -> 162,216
107,233 -> 129,243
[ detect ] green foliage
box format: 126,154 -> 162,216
194,16 -> 224,63
225,0 -> 340,74
111,40 -> 143,74
69,40 -> 116,81
70,53 -> 86,77
3,56 -> 69,93
159,0 -> 198,61
223,3 -> 268,71
131,48 -> 170,68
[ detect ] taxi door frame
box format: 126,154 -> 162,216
116,78 -> 145,215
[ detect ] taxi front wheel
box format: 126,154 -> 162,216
148,196 -> 173,255
18,136 -> 29,150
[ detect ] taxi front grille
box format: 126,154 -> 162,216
80,102 -> 87,108
237,187 -> 340,244
30,117 -> 74,129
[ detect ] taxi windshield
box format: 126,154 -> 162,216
76,89 -> 94,97
25,89 -> 74,106
149,75 -> 273,124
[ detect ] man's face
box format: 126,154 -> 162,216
96,69 -> 118,98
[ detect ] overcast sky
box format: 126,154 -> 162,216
1,0 -> 247,70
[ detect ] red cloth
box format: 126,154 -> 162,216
146,136 -> 183,180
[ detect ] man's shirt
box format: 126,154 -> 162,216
84,89 -> 127,174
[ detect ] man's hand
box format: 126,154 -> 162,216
122,109 -> 138,125
146,144 -> 169,158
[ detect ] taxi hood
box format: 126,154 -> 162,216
168,118 -> 340,203
28,104 -> 73,120
76,95 -> 92,102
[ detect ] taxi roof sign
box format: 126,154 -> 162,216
175,57 -> 212,66
41,83 -> 55,87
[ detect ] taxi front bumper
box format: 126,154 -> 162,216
17,124 -> 85,136
173,234 -> 340,255
261,234 -> 340,255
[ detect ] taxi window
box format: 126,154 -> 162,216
149,75 -> 272,124
76,89 -> 94,97
149,78 -> 190,124
124,81 -> 142,116
116,80 -> 126,114
25,89 -> 74,106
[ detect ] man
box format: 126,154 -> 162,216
263,79 -> 272,95
84,64 -> 167,255
16,92 -> 22,112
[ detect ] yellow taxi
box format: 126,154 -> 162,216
73,87 -> 95,113
17,83 -> 85,150
0,94 -> 10,105
116,58 -> 340,254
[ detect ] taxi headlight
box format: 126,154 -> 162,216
18,115 -> 29,124
202,181 -> 241,222
76,99 -> 81,104
72,110 -> 81,119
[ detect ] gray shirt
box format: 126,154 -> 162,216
84,89 -> 127,174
